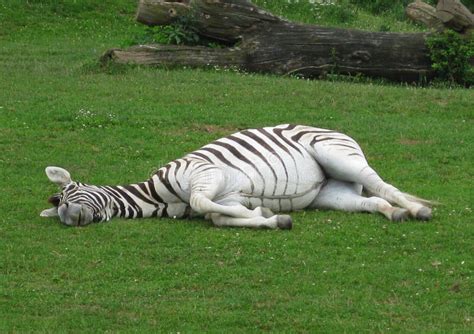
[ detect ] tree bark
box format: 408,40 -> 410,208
102,0 -> 474,82
407,0 -> 473,33
406,1 -> 444,31
436,0 -> 474,32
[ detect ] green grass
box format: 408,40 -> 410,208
253,0 -> 429,31
1,1 -> 473,332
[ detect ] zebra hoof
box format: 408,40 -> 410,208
260,207 -> 275,218
416,207 -> 432,221
391,208 -> 409,222
277,215 -> 293,230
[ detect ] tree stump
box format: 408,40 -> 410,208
102,0 -> 474,82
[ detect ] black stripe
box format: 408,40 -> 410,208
257,128 -> 292,155
103,186 -> 127,217
227,134 -> 279,194
240,130 -> 289,195
147,179 -> 164,203
80,192 -> 103,210
309,135 -> 356,147
157,168 -> 182,200
310,136 -> 331,146
200,147 -> 244,172
173,160 -> 184,191
110,186 -> 143,218
272,127 -> 304,155
182,159 -> 192,174
188,152 -> 213,163
212,141 -> 266,194
127,207 -> 136,219
161,203 -> 168,218
291,130 -> 338,142
291,130 -> 313,142
258,128 -> 300,194
275,126 -> 304,195
200,147 -> 255,192
138,182 -> 150,196
82,188 -> 106,206
227,135 -> 278,187
123,185 -> 157,206
93,187 -> 111,206
332,143 -> 359,151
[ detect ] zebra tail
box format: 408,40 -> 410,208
402,192 -> 440,207
363,189 -> 439,207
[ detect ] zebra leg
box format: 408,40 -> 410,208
189,167 -> 290,227
311,179 -> 409,221
358,166 -> 432,220
209,213 -> 292,229
193,194 -> 292,229
310,140 -> 432,220
191,192 -> 265,218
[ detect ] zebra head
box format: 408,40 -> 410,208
40,167 -> 113,226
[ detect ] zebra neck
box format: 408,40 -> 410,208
102,179 -> 170,219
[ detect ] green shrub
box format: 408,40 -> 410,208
426,30 -> 474,86
146,25 -> 199,45
130,16 -> 200,46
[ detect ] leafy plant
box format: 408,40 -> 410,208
141,24 -> 199,46
127,15 -> 229,48
130,15 -> 200,46
426,30 -> 474,86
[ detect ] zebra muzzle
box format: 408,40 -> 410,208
58,203 -> 94,226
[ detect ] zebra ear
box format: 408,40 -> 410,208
45,166 -> 72,187
40,207 -> 59,217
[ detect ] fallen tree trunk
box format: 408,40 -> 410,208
406,1 -> 444,31
103,0 -> 473,82
406,0 -> 474,32
436,0 -> 474,32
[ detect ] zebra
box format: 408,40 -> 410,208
40,124 -> 433,229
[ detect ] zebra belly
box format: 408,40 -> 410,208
238,155 -> 326,212
248,186 -> 323,212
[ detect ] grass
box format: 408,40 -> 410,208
1,1 -> 473,332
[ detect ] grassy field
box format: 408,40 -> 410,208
1,1 -> 473,332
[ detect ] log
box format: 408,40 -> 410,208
102,0 -> 473,82
136,0 -> 192,26
406,1 -> 444,31
436,0 -> 474,32
407,0 -> 474,32
103,45 -> 244,68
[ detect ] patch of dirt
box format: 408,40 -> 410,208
167,123 -> 242,136
190,124 -> 241,134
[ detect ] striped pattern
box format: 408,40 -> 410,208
58,182 -> 170,222
54,124 -> 366,222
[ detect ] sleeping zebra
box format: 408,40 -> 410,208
41,124 -> 433,229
